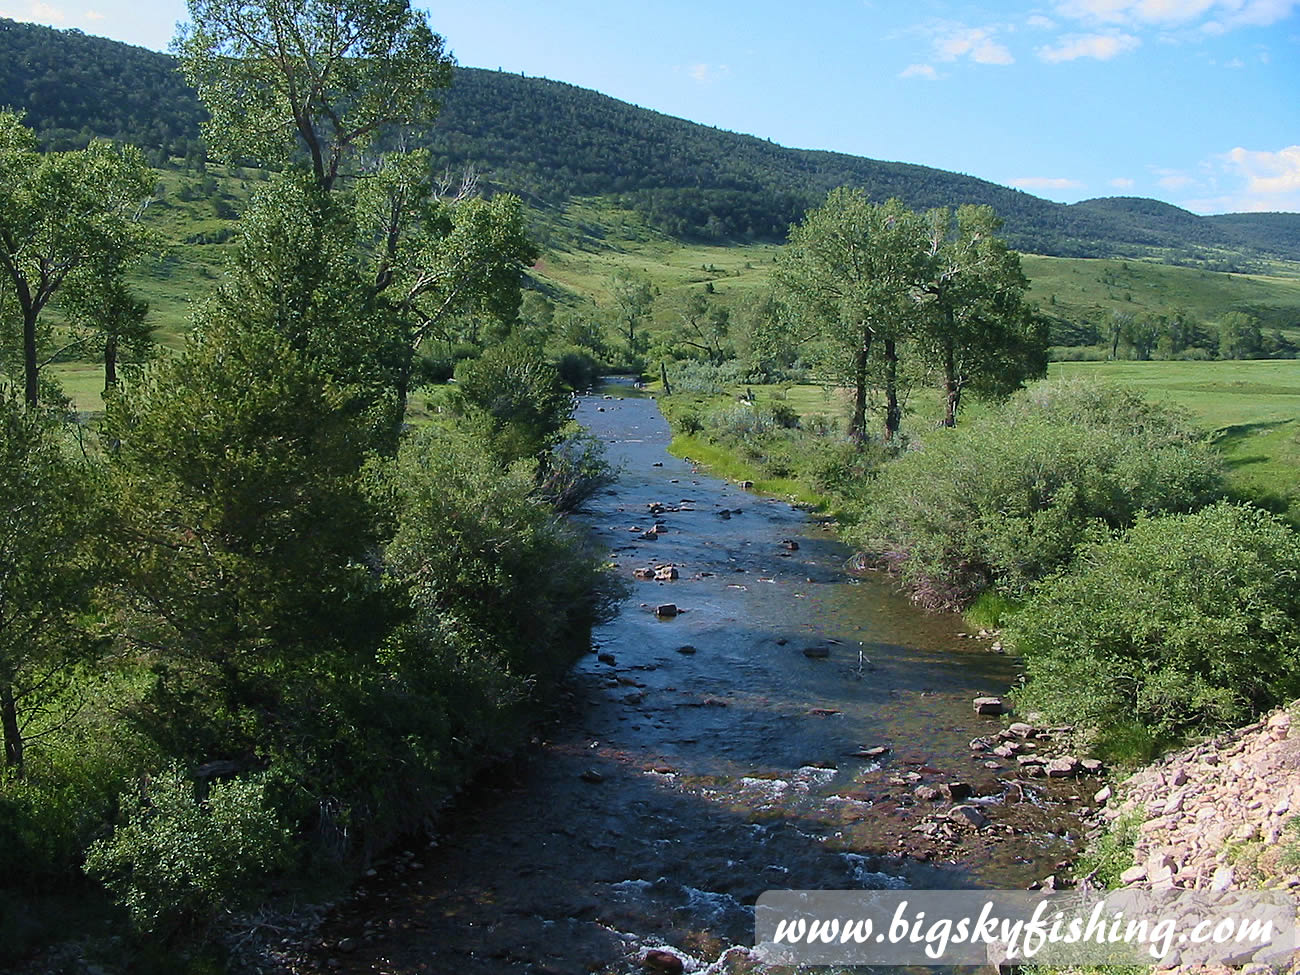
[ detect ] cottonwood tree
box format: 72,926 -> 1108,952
175,0 -> 454,192
609,269 -> 654,354
914,205 -> 1046,426
772,190 -> 925,441
674,290 -> 731,364
0,112 -> 153,406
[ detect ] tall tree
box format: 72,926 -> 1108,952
0,387 -> 102,775
609,269 -> 654,354
174,0 -> 454,192
915,205 -> 1046,426
772,190 -> 924,441
0,112 -> 152,406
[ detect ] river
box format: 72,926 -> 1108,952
307,382 -> 1092,974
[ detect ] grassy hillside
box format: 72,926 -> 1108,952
1024,255 -> 1300,338
2,17 -> 1296,265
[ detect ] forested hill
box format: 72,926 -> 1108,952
1,16 -> 1295,262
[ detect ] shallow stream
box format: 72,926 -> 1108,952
311,383 -> 1092,974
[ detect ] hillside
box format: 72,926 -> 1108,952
1,17 -> 1295,265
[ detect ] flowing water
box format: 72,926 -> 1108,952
310,383 -> 1092,974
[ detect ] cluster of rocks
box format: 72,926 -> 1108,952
969,719 -> 1103,779
1097,704 -> 1300,894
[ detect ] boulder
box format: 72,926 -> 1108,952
948,804 -> 988,828
632,567 -> 656,580
1046,756 -> 1082,778
914,785 -> 941,802
655,604 -> 679,618
654,566 -> 679,581
940,782 -> 974,801
643,949 -> 685,974
973,696 -> 1010,716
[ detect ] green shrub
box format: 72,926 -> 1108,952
850,379 -> 1223,608
1075,810 -> 1144,888
1008,502 -> 1300,744
84,766 -> 296,936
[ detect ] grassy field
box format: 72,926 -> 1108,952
1052,359 -> 1300,522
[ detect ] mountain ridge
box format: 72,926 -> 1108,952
0,16 -> 1294,264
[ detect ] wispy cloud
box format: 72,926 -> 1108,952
1154,167 -> 1198,189
1055,0 -> 1299,31
1110,177 -> 1136,188
1027,13 -> 1059,28
1037,31 -> 1142,59
0,0 -> 67,23
932,24 -> 1016,63
898,63 -> 942,80
685,63 -> 729,84
1009,176 -> 1086,189
84,7 -> 103,18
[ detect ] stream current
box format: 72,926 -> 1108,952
311,382 -> 1090,974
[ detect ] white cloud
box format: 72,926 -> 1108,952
1027,13 -> 1059,28
899,63 -> 941,80
686,63 -> 729,84
1037,31 -> 1142,59
84,8 -> 104,18
0,0 -> 67,23
933,25 -> 1016,63
1055,0 -> 1299,30
1154,167 -> 1198,189
1009,176 -> 1087,189
1224,145 -> 1300,198
1110,177 -> 1136,188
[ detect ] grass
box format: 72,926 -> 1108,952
1024,254 -> 1300,338
1053,360 -> 1300,523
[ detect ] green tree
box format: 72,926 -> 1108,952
914,205 -> 1046,426
674,289 -> 731,365
1216,311 -> 1262,360
772,190 -> 924,441
0,388 -> 101,775
453,340 -> 571,467
174,0 -> 454,191
609,268 -> 654,354
0,112 -> 152,406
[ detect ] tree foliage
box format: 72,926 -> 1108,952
851,379 -> 1224,608
0,111 -> 153,405
1008,502 -> 1300,748
174,0 -> 454,190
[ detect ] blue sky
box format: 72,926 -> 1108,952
3,0 -> 1298,214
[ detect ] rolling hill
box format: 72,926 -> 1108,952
2,16 -> 1295,266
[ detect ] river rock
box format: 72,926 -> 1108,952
632,567 -> 656,580
654,566 -> 679,581
781,539 -> 800,551
580,769 -> 604,784
1046,756 -> 1082,778
940,782 -> 974,801
1007,722 -> 1037,738
803,645 -> 830,659
948,804 -> 988,828
598,652 -> 616,665
717,509 -> 731,520
676,644 -> 697,654
655,604 -> 679,618
643,949 -> 685,974
914,785 -> 940,802
640,530 -> 659,540
973,696 -> 1010,716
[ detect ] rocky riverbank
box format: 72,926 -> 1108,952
1085,701 -> 1300,973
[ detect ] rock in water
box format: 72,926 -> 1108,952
973,696 -> 1010,716
655,604 -> 679,618
643,949 -> 684,974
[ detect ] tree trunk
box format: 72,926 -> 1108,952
104,331 -> 119,393
883,338 -> 900,442
942,339 -> 958,428
660,361 -> 671,395
1,682 -> 23,777
850,326 -> 872,442
23,306 -> 39,408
